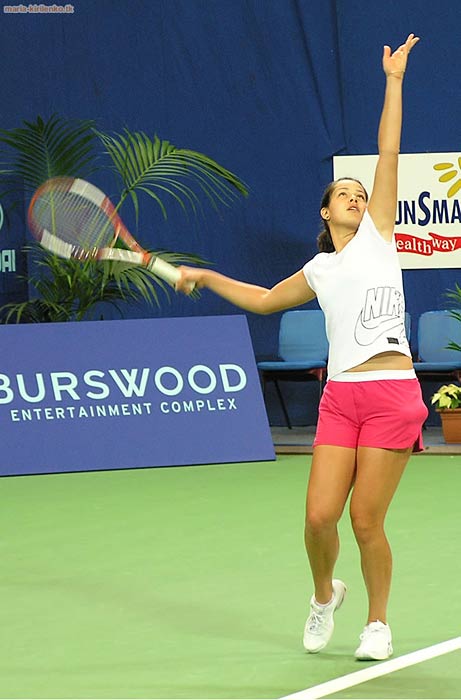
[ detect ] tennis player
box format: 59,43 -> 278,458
176,33 -> 426,661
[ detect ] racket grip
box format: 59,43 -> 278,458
148,256 -> 195,291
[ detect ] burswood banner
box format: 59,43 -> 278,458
0,316 -> 275,476
334,153 -> 461,269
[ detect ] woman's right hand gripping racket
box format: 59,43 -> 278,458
27,176 -> 194,290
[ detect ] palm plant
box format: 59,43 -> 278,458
0,114 -> 97,202
0,115 -> 247,322
96,128 -> 247,222
0,246 -> 203,323
446,283 -> 461,353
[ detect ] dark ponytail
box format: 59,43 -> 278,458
317,227 -> 335,253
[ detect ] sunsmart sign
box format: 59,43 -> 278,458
334,153 -> 461,269
1,316 -> 275,476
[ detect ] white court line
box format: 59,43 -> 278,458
280,636 -> 461,700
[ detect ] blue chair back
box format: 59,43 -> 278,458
417,310 -> 461,362
278,310 -> 329,362
404,311 -> 411,341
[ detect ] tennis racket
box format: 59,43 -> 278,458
27,176 -> 189,288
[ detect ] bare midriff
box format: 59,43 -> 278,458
346,351 -> 413,373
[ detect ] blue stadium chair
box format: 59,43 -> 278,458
413,310 -> 461,383
257,310 -> 328,429
404,311 -> 411,342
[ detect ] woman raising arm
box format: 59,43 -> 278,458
177,34 -> 425,661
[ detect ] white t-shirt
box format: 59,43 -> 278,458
303,210 -> 411,379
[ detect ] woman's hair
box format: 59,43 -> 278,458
317,177 -> 369,253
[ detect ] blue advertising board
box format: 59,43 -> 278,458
0,197 -> 29,311
0,315 -> 275,476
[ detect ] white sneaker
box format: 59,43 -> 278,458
355,620 -> 393,660
303,579 -> 347,653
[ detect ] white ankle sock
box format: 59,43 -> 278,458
314,594 -> 334,608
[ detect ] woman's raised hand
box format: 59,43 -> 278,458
382,33 -> 420,77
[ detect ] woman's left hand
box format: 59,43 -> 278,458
383,33 -> 420,77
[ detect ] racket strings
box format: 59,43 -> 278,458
31,190 -> 117,252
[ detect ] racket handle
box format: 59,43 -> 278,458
148,256 -> 195,292
148,256 -> 181,285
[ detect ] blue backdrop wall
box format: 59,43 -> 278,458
1,0 -> 460,425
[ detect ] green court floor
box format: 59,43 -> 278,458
1,454 -> 460,699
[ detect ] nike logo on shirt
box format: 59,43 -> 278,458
354,313 -> 403,346
354,287 -> 405,346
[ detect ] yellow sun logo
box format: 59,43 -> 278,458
433,157 -> 461,197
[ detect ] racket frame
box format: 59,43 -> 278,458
28,177 -> 182,287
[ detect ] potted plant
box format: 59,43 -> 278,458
0,244 -> 204,322
0,115 -> 247,322
431,383 -> 461,443
428,284 -> 461,444
446,283 -> 461,353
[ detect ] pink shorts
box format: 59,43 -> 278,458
314,377 -> 429,452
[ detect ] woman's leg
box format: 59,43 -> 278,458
305,445 -> 357,603
350,446 -> 412,623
